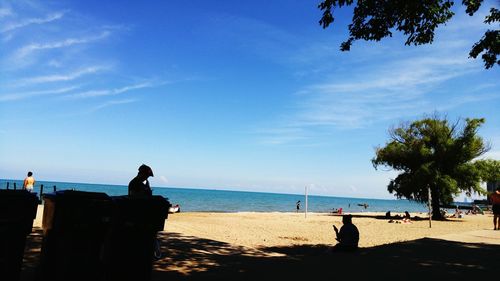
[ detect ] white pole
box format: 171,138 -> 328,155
305,185 -> 308,219
428,185 -> 432,228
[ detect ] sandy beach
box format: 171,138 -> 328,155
161,211 -> 494,248
24,205 -> 499,280
31,205 -> 494,249
31,205 -> 496,249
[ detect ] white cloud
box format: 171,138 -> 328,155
0,86 -> 79,102
480,150 -> 500,160
0,8 -> 13,18
258,45 -> 496,145
19,66 -> 107,84
159,176 -> 169,184
436,92 -> 500,111
47,60 -> 62,67
69,82 -> 155,99
90,98 -> 137,112
295,58 -> 477,128
256,127 -> 309,145
1,10 -> 66,33
13,31 -> 110,59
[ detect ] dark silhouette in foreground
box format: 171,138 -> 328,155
20,227 -> 500,281
34,181 -> 170,281
332,215 -> 359,251
128,164 -> 154,197
491,187 -> 500,230
0,190 -> 38,281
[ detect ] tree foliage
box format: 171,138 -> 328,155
474,158 -> 500,183
372,117 -> 490,219
318,0 -> 500,69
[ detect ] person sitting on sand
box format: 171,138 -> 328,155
128,164 -> 154,197
332,214 -> 359,251
332,208 -> 342,214
402,211 -> 412,223
490,187 -> 500,230
440,209 -> 447,218
452,206 -> 464,218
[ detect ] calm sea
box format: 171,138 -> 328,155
0,179 -> 430,213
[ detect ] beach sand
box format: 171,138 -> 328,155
32,206 -> 493,249
24,206 -> 499,280
161,211 -> 493,248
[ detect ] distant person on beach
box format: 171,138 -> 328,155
402,211 -> 412,223
358,203 -> 368,210
296,200 -> 301,212
453,206 -> 464,218
332,214 -> 359,251
385,211 -> 391,218
128,164 -> 154,197
490,187 -> 500,230
23,171 -> 35,192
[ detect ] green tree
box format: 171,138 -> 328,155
372,117 -> 490,219
474,159 -> 500,183
318,0 -> 500,69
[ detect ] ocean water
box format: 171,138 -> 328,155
0,179 -> 430,213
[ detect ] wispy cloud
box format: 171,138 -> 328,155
481,150 -> 500,160
258,49 -> 494,145
256,127 -> 309,145
0,7 -> 13,18
159,176 -> 169,184
0,86 -> 79,102
298,56 -> 477,125
436,92 -> 500,111
13,31 -> 110,59
1,10 -> 66,33
90,98 -> 137,112
19,66 -> 108,84
68,82 -> 156,99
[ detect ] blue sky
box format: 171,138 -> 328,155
0,0 -> 499,199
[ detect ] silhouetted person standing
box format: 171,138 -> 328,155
491,187 -> 500,230
128,164 -> 154,197
332,214 -> 359,251
23,171 -> 35,192
296,200 -> 301,212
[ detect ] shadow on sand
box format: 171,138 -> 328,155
20,227 -> 499,280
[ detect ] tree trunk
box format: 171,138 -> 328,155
430,185 -> 443,220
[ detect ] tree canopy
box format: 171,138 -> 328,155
474,158 -> 500,183
372,117 -> 490,219
318,0 -> 500,69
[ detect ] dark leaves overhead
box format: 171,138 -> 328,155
318,0 -> 499,69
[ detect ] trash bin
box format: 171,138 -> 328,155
103,195 -> 170,281
38,190 -> 112,281
0,190 -> 38,281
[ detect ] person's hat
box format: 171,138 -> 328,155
138,164 -> 154,177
